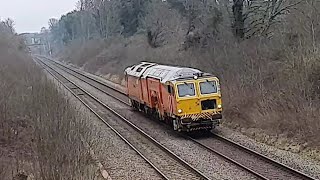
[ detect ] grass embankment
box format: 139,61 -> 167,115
0,31 -> 97,179
59,34 -> 320,157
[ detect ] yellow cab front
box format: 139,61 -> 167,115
173,76 -> 222,131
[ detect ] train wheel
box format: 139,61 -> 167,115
130,99 -> 139,111
139,103 -> 145,112
164,116 -> 172,126
143,106 -> 149,115
129,99 -> 134,108
157,111 -> 164,121
173,119 -> 178,131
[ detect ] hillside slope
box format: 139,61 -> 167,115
44,0 -> 320,154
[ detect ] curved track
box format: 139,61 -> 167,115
35,57 -> 210,180
37,56 -> 317,180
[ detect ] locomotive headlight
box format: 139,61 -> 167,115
217,104 -> 222,109
178,109 -> 183,113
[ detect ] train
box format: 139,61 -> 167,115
124,62 -> 222,132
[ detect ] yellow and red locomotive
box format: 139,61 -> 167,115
125,62 -> 222,131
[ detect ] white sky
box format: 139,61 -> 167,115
0,0 -> 78,33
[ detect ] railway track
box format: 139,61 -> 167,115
48,57 -> 128,100
35,57 -> 210,180
37,56 -> 317,180
188,134 -> 315,180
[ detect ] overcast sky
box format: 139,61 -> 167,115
0,0 -> 78,33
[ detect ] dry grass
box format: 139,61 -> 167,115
232,41 -> 319,143
0,31 -> 98,179
31,78 -> 98,180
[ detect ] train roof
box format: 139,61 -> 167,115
125,62 -> 206,83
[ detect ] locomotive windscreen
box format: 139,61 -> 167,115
200,81 -> 218,95
177,83 -> 196,97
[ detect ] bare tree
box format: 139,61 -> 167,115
48,18 -> 58,31
244,0 -> 302,38
145,1 -> 171,48
147,21 -> 166,48
181,0 -> 223,48
232,0 -> 245,38
0,18 -> 15,34
285,0 -> 320,50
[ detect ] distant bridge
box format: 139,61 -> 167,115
19,33 -> 44,46
19,33 -> 50,55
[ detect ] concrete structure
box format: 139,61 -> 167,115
19,33 -> 50,55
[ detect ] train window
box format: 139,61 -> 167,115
200,80 -> 218,95
177,83 -> 196,97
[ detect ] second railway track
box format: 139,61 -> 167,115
37,56 -> 317,180
189,133 -> 316,180
35,57 -> 210,180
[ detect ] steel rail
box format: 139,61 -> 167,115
211,133 -> 316,180
36,57 -> 210,180
187,135 -> 270,180
39,56 -> 317,180
39,55 -> 126,95
45,58 -> 129,105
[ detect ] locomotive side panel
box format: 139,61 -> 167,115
127,76 -> 143,103
141,78 -> 150,106
160,84 -> 176,117
145,78 -> 162,109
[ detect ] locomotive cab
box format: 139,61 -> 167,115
172,76 -> 222,131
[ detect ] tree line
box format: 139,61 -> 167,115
43,0 -> 312,54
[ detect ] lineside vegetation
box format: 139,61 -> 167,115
0,19 -> 97,179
